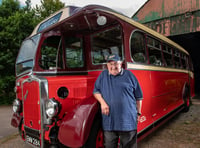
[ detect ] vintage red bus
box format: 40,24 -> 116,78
11,5 -> 195,148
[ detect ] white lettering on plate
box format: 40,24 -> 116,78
26,135 -> 40,147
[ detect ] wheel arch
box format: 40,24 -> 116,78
182,82 -> 191,112
182,82 -> 190,100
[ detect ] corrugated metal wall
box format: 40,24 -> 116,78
133,0 -> 200,36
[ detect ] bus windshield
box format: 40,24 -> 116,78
16,34 -> 41,75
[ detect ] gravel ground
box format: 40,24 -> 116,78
138,97 -> 200,148
1,98 -> 200,148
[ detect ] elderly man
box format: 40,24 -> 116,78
93,53 -> 143,148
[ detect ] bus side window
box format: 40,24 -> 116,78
91,26 -> 123,64
147,37 -> 163,66
163,45 -> 173,67
174,49 -> 181,68
130,32 -> 146,63
39,36 -> 61,70
65,37 -> 84,68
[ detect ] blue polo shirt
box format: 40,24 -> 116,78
93,69 -> 143,131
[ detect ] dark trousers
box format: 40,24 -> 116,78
104,130 -> 137,148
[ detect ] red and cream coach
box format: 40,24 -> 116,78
11,5 -> 194,148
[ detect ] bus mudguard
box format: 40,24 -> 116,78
11,113 -> 23,128
58,97 -> 99,147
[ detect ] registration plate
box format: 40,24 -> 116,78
26,135 -> 40,147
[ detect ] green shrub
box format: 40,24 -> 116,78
0,75 -> 15,105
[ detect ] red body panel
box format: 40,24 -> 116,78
150,71 -> 186,121
23,80 -> 41,130
132,69 -> 187,132
130,70 -> 154,132
44,74 -> 98,119
16,75 -> 29,101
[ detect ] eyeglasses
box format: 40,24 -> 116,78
108,61 -> 121,66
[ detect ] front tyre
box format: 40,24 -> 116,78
83,114 -> 104,148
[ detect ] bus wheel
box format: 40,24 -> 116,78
83,116 -> 104,148
183,87 -> 190,112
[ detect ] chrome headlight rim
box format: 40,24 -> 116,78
45,98 -> 59,118
13,99 -> 22,113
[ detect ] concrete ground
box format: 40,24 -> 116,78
0,106 -> 18,140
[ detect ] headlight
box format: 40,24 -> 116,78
13,99 -> 21,113
45,99 -> 59,118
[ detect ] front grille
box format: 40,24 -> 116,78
24,126 -> 40,138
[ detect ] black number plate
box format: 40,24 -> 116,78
26,134 -> 40,147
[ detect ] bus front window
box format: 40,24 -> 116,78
65,37 -> 84,68
16,34 -> 41,75
39,36 -> 62,70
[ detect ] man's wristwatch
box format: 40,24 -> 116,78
137,112 -> 142,116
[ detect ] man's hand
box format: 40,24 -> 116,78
101,102 -> 110,116
137,114 -> 141,123
93,93 -> 110,116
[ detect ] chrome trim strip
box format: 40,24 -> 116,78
37,76 -> 49,148
33,70 -> 87,74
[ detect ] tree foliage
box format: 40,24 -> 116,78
0,0 -> 65,104
0,0 -> 20,18
34,0 -> 65,21
0,0 -> 35,104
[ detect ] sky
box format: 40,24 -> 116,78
18,0 -> 147,17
